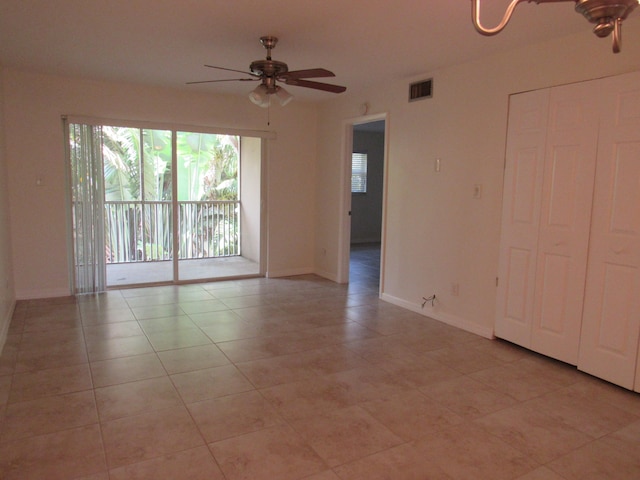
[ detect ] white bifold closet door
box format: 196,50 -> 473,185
530,81 -> 599,365
495,88 -> 549,348
577,73 -> 640,391
496,81 -> 598,366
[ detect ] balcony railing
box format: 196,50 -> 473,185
104,201 -> 240,264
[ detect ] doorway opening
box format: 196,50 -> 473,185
344,117 -> 386,291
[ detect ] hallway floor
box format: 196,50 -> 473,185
0,251 -> 639,479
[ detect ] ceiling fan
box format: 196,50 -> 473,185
187,36 -> 347,107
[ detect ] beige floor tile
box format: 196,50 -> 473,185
333,441 -> 453,480
230,304 -> 288,321
187,390 -> 285,443
101,406 -> 204,469
81,307 -> 137,326
289,405 -> 404,467
260,376 -> 355,421
420,375 -> 519,419
23,314 -> 83,333
209,424 -> 327,480
0,343 -> 18,376
297,345 -> 372,375
561,376 -> 640,417
425,342 -> 508,374
198,318 -> 269,342
236,352 -> 321,389
344,335 -> 427,364
137,315 -> 196,334
15,339 -> 88,372
360,390 -> 464,441
86,335 -> 154,362
0,424 -> 106,480
528,387 -> 639,438
109,446 -> 224,480
24,303 -> 79,321
95,377 -> 183,421
281,310 -> 347,328
145,328 -> 212,351
177,298 -> 228,314
130,303 -> 185,320
469,359 -> 577,401
9,363 -> 93,404
77,472 -> 110,480
0,390 -> 98,442
90,353 -> 166,387
83,321 -> 144,341
374,354 -> 463,388
221,294 -> 274,309
216,332 -> 317,362
157,344 -> 229,374
330,366 -> 415,403
0,375 -> 12,405
314,322 -> 383,345
474,401 -> 594,463
413,422 -> 539,479
170,364 -> 254,403
188,309 -> 244,328
599,419 -> 640,458
302,471 -> 342,480
18,327 -> 84,349
515,466 -> 571,479
548,439 -> 640,479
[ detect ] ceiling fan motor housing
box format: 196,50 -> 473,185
250,59 -> 289,78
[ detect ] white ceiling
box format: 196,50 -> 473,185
0,1 -> 623,102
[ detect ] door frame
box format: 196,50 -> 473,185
338,112 -> 389,291
65,115 -> 273,291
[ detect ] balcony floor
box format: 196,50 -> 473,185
107,256 -> 260,287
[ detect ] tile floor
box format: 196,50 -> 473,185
0,245 -> 639,479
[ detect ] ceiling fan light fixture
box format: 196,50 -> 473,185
249,84 -> 271,108
275,86 -> 294,106
471,0 -> 640,53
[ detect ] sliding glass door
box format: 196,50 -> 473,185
67,120 -> 262,292
176,131 -> 242,282
102,127 -> 174,286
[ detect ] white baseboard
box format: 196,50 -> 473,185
380,292 -> 494,339
266,267 -> 315,279
314,269 -> 340,283
16,287 -> 72,300
0,299 -> 16,354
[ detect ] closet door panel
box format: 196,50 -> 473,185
531,83 -> 599,365
495,89 -> 549,346
578,72 -> 640,389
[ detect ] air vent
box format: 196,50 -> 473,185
409,78 -> 433,102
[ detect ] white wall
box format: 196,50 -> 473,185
0,66 -> 16,348
3,69 -> 318,299
315,19 -> 640,338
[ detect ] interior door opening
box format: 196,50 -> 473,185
347,119 -> 386,290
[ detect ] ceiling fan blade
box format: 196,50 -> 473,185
284,78 -> 347,93
186,78 -> 258,85
204,64 -> 258,76
279,68 -> 335,80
